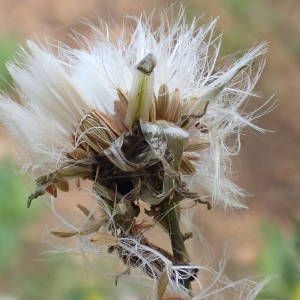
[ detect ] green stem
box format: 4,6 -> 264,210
161,199 -> 192,292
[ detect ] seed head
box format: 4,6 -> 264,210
0,7 -> 271,299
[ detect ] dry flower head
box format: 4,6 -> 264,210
0,7 -> 273,299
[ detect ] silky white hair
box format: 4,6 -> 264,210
0,9 -> 271,208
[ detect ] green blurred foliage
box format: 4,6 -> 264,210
295,220 -> 300,255
223,0 -> 258,21
258,222 -> 300,300
0,159 -> 34,270
221,0 -> 300,62
65,287 -> 103,300
0,35 -> 19,91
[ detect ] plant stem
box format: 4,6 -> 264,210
161,199 -> 192,292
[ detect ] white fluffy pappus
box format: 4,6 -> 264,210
0,10 -> 269,208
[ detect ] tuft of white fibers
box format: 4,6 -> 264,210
0,8 -> 269,207
0,6 -> 271,299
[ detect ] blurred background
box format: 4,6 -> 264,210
0,0 -> 299,299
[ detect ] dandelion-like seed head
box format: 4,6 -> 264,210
0,8 -> 270,298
